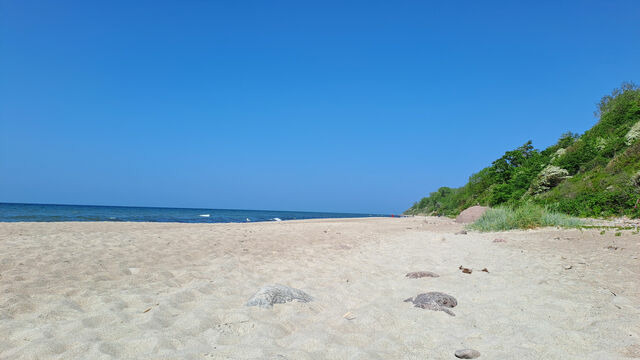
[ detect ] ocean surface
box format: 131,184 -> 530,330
0,203 -> 386,223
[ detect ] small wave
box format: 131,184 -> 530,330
246,218 -> 251,222
199,214 -> 210,217
273,217 -> 282,222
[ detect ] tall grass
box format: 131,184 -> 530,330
469,203 -> 584,232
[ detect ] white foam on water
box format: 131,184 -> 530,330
273,218 -> 282,222
199,214 -> 210,217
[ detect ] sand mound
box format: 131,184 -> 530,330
455,206 -> 489,223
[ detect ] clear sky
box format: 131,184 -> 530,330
1,0 -> 639,214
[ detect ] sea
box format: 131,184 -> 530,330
0,203 -> 386,223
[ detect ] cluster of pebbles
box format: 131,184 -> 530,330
404,270 -> 480,358
588,217 -> 640,228
246,267 -> 480,358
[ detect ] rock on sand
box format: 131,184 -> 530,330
455,206 -> 489,224
405,271 -> 439,278
455,348 -> 481,358
404,292 -> 458,316
246,284 -> 313,308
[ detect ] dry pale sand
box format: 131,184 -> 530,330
1,217 -> 639,359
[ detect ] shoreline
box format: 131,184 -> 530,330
0,216 -> 391,226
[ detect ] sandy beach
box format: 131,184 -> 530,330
1,217 -> 639,359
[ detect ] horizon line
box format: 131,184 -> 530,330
0,201 -> 389,216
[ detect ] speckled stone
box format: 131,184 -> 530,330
455,349 -> 480,359
405,271 -> 439,278
246,284 -> 313,308
403,292 -> 457,316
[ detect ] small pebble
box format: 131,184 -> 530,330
406,271 -> 439,278
564,265 -> 573,270
343,311 -> 356,320
455,349 -> 481,359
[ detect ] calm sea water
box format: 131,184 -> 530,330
0,203 -> 385,223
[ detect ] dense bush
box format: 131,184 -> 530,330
468,203 -> 583,232
406,83 -> 640,219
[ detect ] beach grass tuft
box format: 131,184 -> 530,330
469,203 -> 584,232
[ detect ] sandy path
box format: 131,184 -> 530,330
0,217 -> 638,359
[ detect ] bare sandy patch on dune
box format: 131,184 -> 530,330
0,217 -> 638,359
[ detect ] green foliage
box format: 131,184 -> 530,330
555,81 -> 640,175
468,203 -> 583,232
556,132 -> 580,149
406,83 -> 640,219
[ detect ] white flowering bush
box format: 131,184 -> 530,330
551,148 -> 566,161
632,170 -> 640,189
626,121 -> 640,145
529,165 -> 570,195
595,137 -> 609,150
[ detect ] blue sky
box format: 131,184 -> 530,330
1,0 -> 639,214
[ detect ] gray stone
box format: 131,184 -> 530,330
405,271 -> 439,279
246,284 -> 313,308
455,349 -> 481,358
404,292 -> 457,316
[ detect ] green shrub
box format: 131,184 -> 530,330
468,203 -> 583,232
405,83 -> 640,219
